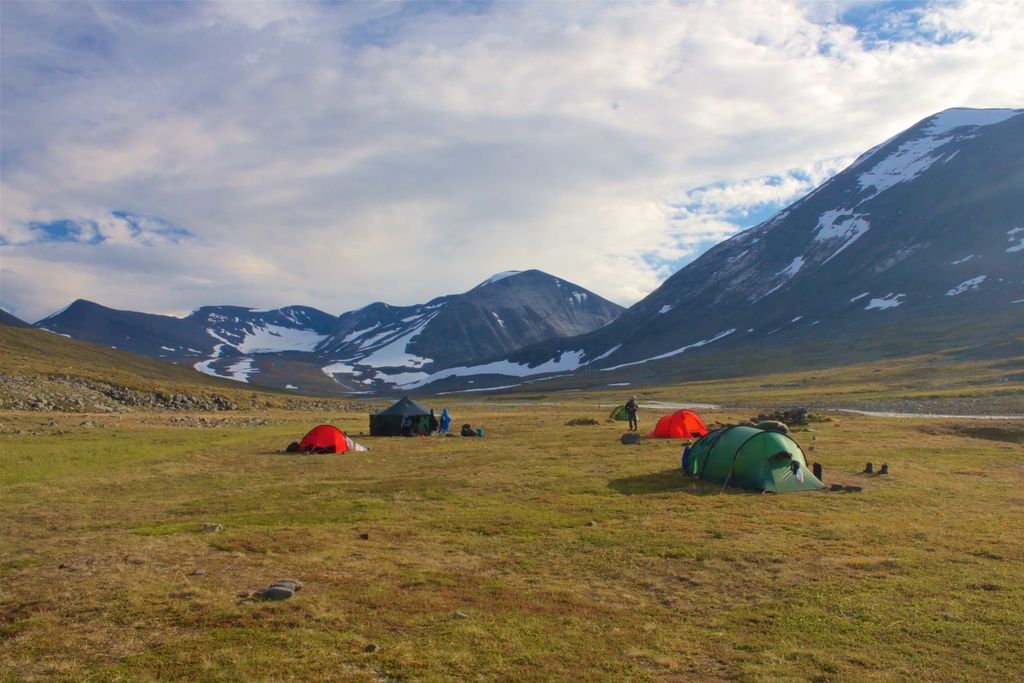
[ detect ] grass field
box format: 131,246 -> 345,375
2,400 -> 1022,681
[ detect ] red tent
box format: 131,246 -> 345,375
297,425 -> 349,453
647,410 -> 709,439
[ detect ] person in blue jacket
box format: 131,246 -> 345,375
440,408 -> 451,434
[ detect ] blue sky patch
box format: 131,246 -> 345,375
26,212 -> 194,246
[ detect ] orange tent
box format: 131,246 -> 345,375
647,410 -> 709,439
297,424 -> 349,453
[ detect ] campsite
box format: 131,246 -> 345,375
2,379 -> 1023,681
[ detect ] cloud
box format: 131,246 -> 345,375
1,0 -> 1022,321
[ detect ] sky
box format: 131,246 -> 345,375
2,0 -> 1022,323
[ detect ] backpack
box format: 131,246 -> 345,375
461,423 -> 475,437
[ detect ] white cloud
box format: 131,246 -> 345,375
1,0 -> 1022,321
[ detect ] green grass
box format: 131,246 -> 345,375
2,403 -> 1023,681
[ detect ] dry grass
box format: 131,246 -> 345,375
2,401 -> 1023,682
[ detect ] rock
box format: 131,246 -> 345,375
261,584 -> 295,601
274,578 -> 303,592
189,568 -> 207,576
452,611 -> 469,620
587,520 -> 598,527
363,643 -> 380,653
202,523 -> 224,533
359,532 -> 369,540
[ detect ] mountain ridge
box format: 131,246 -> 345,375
398,107 -> 1024,391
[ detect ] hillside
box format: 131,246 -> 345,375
0,326 -> 358,412
406,108 -> 1024,391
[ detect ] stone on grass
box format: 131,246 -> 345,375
202,523 -> 224,533
262,584 -> 295,601
587,520 -> 599,527
359,532 -> 370,540
452,611 -> 469,620
260,579 -> 303,601
275,578 -> 303,592
363,643 -> 380,653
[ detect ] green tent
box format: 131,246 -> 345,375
683,425 -> 823,493
609,405 -> 629,421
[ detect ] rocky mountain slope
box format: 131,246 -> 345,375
406,108 -> 1024,391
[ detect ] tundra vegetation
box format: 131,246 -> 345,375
1,327 -> 1023,680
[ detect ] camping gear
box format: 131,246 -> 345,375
370,396 -> 432,436
812,462 -> 823,480
756,420 -> 789,434
608,405 -> 630,421
345,436 -> 368,452
682,425 -> 823,493
297,425 -> 349,454
647,410 -> 709,439
461,423 -> 476,437
863,462 -> 874,474
621,433 -> 642,445
879,463 -> 889,475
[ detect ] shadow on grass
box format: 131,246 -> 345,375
608,469 -> 755,496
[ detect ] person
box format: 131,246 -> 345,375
625,395 -> 639,432
428,409 -> 439,433
440,408 -> 451,434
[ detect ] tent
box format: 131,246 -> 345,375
297,424 -> 349,454
370,396 -> 432,436
608,405 -> 630,421
647,410 -> 709,439
682,425 -> 823,493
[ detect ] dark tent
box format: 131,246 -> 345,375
370,396 -> 432,436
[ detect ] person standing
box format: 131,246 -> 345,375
625,395 -> 639,432
440,408 -> 451,434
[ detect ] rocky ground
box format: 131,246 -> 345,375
0,374 -> 368,414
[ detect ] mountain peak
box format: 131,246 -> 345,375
475,270 -> 524,288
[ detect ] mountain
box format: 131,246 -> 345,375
35,270 -> 623,393
406,108 -> 1024,391
0,309 -> 30,328
316,270 -> 623,386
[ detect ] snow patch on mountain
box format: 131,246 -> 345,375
850,292 -> 870,302
402,350 -> 586,388
357,314 -> 437,368
492,312 -> 505,327
946,276 -> 987,296
226,357 -> 257,382
857,109 -> 1018,198
865,293 -> 905,310
194,344 -> 226,377
571,292 -> 588,304
601,329 -> 736,372
236,325 -> 327,353
478,271 -> 522,287
1007,227 -> 1024,253
815,211 -> 870,264
589,344 -> 621,363
951,254 -> 975,265
780,256 -> 804,278
658,304 -> 673,314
